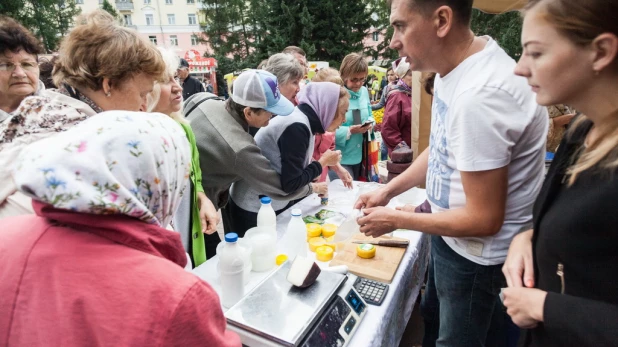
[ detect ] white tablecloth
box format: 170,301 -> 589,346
192,181 -> 430,347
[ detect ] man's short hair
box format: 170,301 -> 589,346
394,0 -> 474,26
282,46 -> 306,57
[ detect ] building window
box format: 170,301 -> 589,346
75,0 -> 83,4
98,0 -> 103,4
149,36 -> 157,45
124,14 -> 132,26
191,35 -> 199,46
144,0 -> 151,4
372,32 -> 379,41
167,14 -> 175,25
145,14 -> 154,26
188,14 -> 197,25
165,0 -> 172,4
170,35 -> 178,46
187,0 -> 194,3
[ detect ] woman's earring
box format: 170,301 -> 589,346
105,92 -> 111,97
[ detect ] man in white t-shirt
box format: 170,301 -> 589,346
355,0 -> 547,346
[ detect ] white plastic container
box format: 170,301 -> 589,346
218,233 -> 245,308
244,226 -> 277,272
257,196 -> 277,231
280,208 -> 308,260
217,236 -> 252,285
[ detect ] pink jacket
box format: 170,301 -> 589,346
0,201 -> 241,347
312,132 -> 336,182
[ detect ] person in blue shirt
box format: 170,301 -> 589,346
330,53 -> 374,180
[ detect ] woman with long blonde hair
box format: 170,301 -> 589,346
502,0 -> 618,345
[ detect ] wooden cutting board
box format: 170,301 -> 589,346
329,233 -> 408,283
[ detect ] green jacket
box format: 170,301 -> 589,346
335,86 -> 374,165
178,122 -> 207,267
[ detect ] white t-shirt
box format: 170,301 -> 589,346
426,37 -> 548,266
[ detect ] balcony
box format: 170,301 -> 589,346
115,1 -> 134,11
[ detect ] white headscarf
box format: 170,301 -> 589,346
12,111 -> 191,227
393,57 -> 411,78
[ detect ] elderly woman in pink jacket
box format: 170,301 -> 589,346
0,112 -> 240,347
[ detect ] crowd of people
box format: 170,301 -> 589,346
0,0 -> 616,345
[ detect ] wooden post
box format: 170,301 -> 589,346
411,72 -> 433,160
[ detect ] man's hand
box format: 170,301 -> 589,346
357,207 -> 399,237
502,287 -> 547,329
396,204 -> 416,213
197,192 -> 218,234
354,187 -> 391,209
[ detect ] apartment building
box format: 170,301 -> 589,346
74,0 -> 215,76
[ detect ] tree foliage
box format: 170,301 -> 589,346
101,0 -> 120,22
365,0 -> 399,62
0,0 -> 81,52
255,0 -> 373,69
471,9 -> 523,59
198,0 -> 525,75
199,0 -> 262,74
200,0 -> 374,74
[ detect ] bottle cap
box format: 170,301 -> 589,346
225,233 -> 238,243
260,196 -> 272,204
291,208 -> 302,216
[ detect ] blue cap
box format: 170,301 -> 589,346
231,69 -> 295,116
291,208 -> 302,216
225,233 -> 238,243
260,196 -> 272,204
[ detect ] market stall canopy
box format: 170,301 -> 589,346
473,0 -> 527,14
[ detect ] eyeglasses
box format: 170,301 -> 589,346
0,61 -> 39,72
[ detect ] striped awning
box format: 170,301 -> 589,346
473,0 -> 527,14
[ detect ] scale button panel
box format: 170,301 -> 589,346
344,316 -> 356,334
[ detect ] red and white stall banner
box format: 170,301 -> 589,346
184,49 -> 217,73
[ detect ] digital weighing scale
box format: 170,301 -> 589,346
225,261 -> 367,347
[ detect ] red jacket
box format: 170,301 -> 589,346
381,90 -> 412,155
0,201 -> 241,347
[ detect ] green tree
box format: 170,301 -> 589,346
1,0 -> 81,52
256,0 -> 374,69
101,0 -> 121,22
199,0 -> 261,74
365,0 -> 399,62
471,9 -> 523,59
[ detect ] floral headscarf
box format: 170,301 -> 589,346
12,111 -> 191,227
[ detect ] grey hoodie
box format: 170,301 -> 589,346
185,92 -> 310,209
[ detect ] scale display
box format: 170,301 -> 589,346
301,288 -> 366,347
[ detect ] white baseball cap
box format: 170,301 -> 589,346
231,69 -> 294,116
